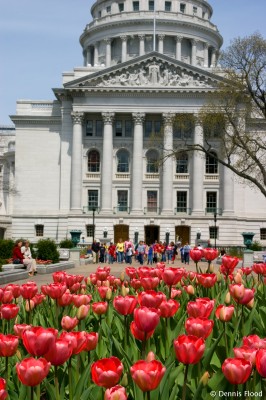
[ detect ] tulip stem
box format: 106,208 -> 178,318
124,315 -> 128,348
147,391 -> 151,400
141,333 -> 147,359
5,357 -> 8,382
55,366 -> 60,400
223,322 -> 228,357
30,386 -> 34,400
68,357 -> 73,400
182,364 -> 189,400
36,384 -> 40,400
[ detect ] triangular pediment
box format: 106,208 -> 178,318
64,52 -> 225,92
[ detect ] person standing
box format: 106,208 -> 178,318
116,238 -> 125,263
183,242 -> 191,265
92,240 -> 100,264
147,245 -> 153,265
137,241 -> 145,265
125,243 -> 133,264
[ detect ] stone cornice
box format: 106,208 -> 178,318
9,116 -> 62,125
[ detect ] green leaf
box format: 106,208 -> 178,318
73,364 -> 91,399
203,330 -> 224,369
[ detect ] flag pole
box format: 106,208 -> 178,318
153,0 -> 156,51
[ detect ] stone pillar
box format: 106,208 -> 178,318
139,34 -> 145,56
105,39 -> 111,67
94,42 -> 99,66
211,48 -> 217,67
175,36 -> 182,61
101,112 -> 115,213
191,39 -> 197,66
192,122 -> 204,215
70,112 -> 84,211
131,113 -> 145,214
158,34 -> 165,54
203,42 -> 209,67
162,113 -> 175,214
60,100 -> 72,210
86,47 -> 92,66
120,35 -> 127,63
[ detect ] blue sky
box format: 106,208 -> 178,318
1,0 -> 266,124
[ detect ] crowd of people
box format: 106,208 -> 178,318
84,238 -> 193,265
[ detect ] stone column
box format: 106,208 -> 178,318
86,46 -> 92,66
94,42 -> 99,66
211,48 -> 217,67
101,112 -> 115,213
120,35 -> 127,63
60,100 -> 72,210
191,39 -> 197,66
105,39 -> 111,67
162,113 -> 175,214
158,34 -> 165,54
175,36 -> 182,61
139,34 -> 145,56
70,112 -> 84,211
222,165 -> 234,215
192,122 -> 204,215
203,42 -> 209,67
131,113 -> 145,214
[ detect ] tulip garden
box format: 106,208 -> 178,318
0,248 -> 266,400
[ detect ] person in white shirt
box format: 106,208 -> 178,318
21,240 -> 37,276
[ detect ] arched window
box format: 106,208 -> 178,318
88,150 -> 100,172
176,152 -> 188,173
146,150 -> 159,173
117,150 -> 129,172
206,152 -> 218,174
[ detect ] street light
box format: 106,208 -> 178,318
214,211 -> 217,249
92,207 -> 96,243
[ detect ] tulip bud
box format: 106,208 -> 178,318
216,272 -> 222,282
85,277 -> 91,286
106,288 -> 113,301
25,300 -> 35,312
146,351 -> 156,362
224,292 -> 231,304
200,371 -> 210,386
237,269 -> 243,276
121,285 -> 129,297
234,273 -> 242,284
120,373 -> 128,387
246,299 -> 254,309
184,285 -> 195,296
120,271 -> 125,282
77,304 -> 90,320
209,264 -> 214,273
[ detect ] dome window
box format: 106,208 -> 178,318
180,3 -> 186,13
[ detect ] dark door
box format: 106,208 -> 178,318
114,224 -> 129,243
175,226 -> 190,244
145,225 -> 160,245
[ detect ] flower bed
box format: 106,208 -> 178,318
0,250 -> 265,400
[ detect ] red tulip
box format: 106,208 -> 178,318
130,359 -> 166,392
20,283 -> 38,299
190,248 -> 203,263
256,349 -> 266,377
59,331 -> 87,355
84,332 -> 98,351
64,274 -> 78,288
138,290 -> 166,308
162,268 -> 185,286
96,267 -> 110,282
125,267 -> 138,279
0,289 -> 3,303
57,291 -> 73,307
197,274 -> 217,288
203,248 -> 219,262
16,357 -> 51,386
113,296 -> 138,316
130,321 -> 155,341
22,326 -> 58,357
159,299 -> 180,318
91,356 -> 123,388
0,334 -> 19,357
76,304 -> 90,320
174,335 -> 205,364
134,307 -> 160,332
183,285 -> 195,296
0,377 -> 7,400
233,346 -> 258,367
52,271 -> 66,283
61,316 -> 79,331
44,338 -> 72,366
92,302 -> 108,315
13,324 -> 32,339
2,290 -> 14,303
138,267 -> 158,278
185,317 -> 214,339
243,335 -> 266,349
41,283 -> 67,299
252,263 -> 266,276
237,288 -> 255,305
69,282 -> 81,293
98,286 -> 112,300
72,294 -> 91,307
130,279 -> 142,290
187,298 -> 215,318
0,304 -> 19,320
171,288 -> 182,299
239,267 -> 252,276
140,277 -> 160,290
215,305 -> 234,322
222,358 -> 252,384
104,385 -> 127,400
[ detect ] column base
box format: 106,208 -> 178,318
160,209 -> 174,216
100,209 -> 114,216
130,210 -> 144,216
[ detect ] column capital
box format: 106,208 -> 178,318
120,35 -> 127,42
71,112 -> 84,125
104,38 -> 112,45
176,36 -> 183,43
203,41 -> 209,49
158,34 -> 165,40
191,39 -> 198,46
102,112 -> 115,124
138,34 -> 145,40
162,112 -> 175,125
132,112 -> 145,125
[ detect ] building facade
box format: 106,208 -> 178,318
4,0 -> 266,245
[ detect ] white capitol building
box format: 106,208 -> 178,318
1,0 -> 266,246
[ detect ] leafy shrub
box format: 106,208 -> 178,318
227,247 -> 244,257
35,238 -> 59,263
59,239 -> 74,249
0,239 -> 15,259
250,241 -> 262,251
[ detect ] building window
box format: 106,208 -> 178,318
173,118 -> 194,139
119,3 -> 124,12
86,120 -> 93,136
88,190 -> 98,211
209,227 -> 218,240
125,120 -> 133,137
149,1 -> 154,11
95,120 -> 103,137
176,152 -> 188,173
147,191 -> 157,212
202,11 -> 206,19
260,229 -> 266,240
165,1 -> 171,11
144,121 -> 153,138
154,121 -> 161,134
206,152 -> 218,174
115,120 -> 123,137
117,190 -> 128,211
86,225 -> 94,237
106,5 -> 111,13
193,6 -> 197,14
98,11 -> 102,18
133,1 -> 139,11
176,191 -> 187,212
206,192 -> 217,213
35,225 -> 44,237
88,150 -> 100,172
146,150 -> 159,173
180,3 -> 186,13
117,150 -> 129,172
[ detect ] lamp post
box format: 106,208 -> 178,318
165,228 -> 170,245
214,211 -> 217,249
92,207 -> 96,243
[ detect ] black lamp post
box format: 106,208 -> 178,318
92,207 -> 96,243
214,211 -> 217,249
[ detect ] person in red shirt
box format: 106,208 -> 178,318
12,240 -> 24,264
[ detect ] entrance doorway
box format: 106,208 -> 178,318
114,224 -> 129,243
175,226 -> 190,245
145,225 -> 160,245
